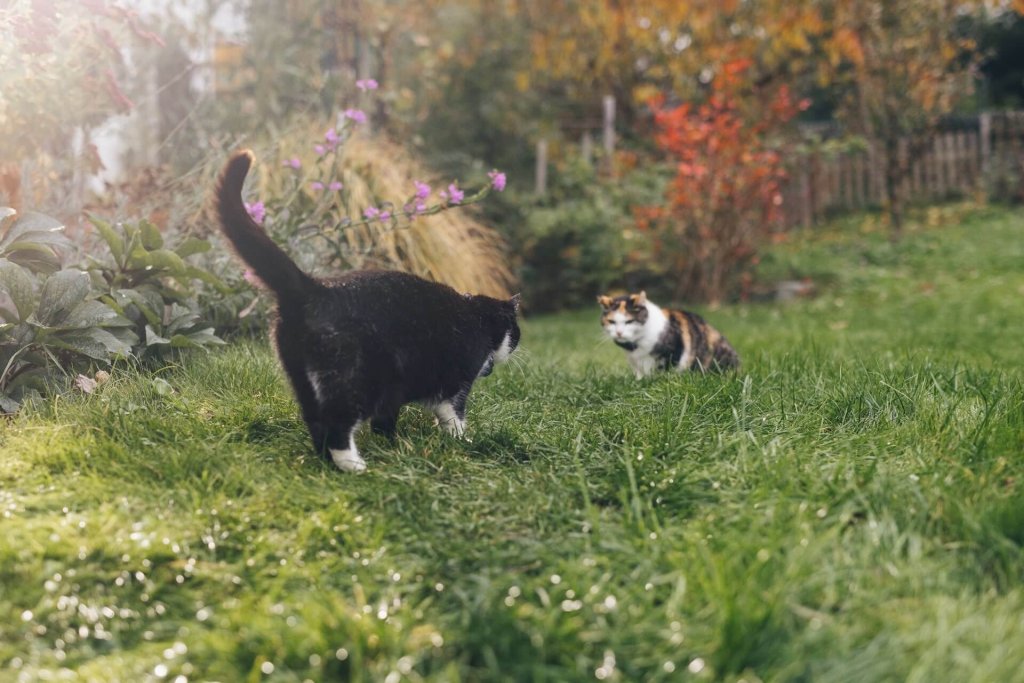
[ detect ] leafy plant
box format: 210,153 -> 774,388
492,159 -> 665,312
641,60 -> 806,304
85,216 -> 226,356
0,209 -> 135,412
0,207 -> 230,412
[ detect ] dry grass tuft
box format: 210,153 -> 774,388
257,119 -> 516,299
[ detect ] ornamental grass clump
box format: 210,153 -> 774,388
236,92 -> 515,300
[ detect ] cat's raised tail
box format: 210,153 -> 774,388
215,150 -> 316,303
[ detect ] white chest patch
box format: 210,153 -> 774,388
493,332 -> 514,363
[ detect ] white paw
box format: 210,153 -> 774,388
330,448 -> 367,473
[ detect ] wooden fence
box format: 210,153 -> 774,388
535,104 -> 1024,227
779,111 -> 1024,228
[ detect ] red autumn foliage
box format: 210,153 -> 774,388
641,60 -> 807,303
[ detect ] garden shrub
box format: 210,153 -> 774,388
641,59 -> 806,304
0,207 -> 224,412
488,159 -> 665,312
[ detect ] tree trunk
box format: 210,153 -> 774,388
885,134 -> 904,240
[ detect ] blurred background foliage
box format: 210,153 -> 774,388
2,0 -> 1024,389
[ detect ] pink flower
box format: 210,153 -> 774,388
244,201 -> 265,224
310,181 -> 324,191
243,269 -> 260,286
416,201 -> 428,214
325,127 -> 340,148
314,144 -> 326,156
283,157 -> 301,170
414,180 -> 431,200
488,169 -> 507,192
328,180 -> 343,191
344,108 -> 367,124
439,182 -> 464,205
356,79 -> 379,91
379,210 -> 391,221
363,206 -> 380,220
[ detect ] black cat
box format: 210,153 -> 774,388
215,150 -> 521,471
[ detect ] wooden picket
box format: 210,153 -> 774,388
778,112 -> 1024,228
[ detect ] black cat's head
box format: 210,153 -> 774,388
477,293 -> 521,376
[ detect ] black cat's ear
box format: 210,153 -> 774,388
509,293 -> 522,312
597,295 -> 613,309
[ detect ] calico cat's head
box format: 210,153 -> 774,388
477,293 -> 521,376
597,291 -> 651,346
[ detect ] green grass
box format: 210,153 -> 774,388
2,204 -> 1024,682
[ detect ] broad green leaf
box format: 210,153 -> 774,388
118,288 -> 163,326
55,327 -> 132,360
6,231 -> 72,248
99,293 -> 127,317
139,220 -> 163,250
4,241 -> 61,257
0,258 -> 37,322
177,327 -> 224,347
127,244 -> 152,270
174,237 -> 211,258
146,249 -> 188,276
35,269 -> 90,326
0,211 -> 64,250
62,300 -> 133,329
5,249 -> 62,275
185,266 -> 229,292
88,215 -> 125,264
145,325 -> 171,346
165,303 -> 199,335
107,326 -> 139,348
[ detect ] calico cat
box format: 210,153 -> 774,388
598,291 -> 739,378
216,150 -> 521,472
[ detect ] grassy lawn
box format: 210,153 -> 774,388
2,204 -> 1023,682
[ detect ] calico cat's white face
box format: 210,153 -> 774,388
598,292 -> 651,345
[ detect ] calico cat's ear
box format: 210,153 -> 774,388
509,293 -> 522,312
597,295 -> 613,309
633,291 -> 648,306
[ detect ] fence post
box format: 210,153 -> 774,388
581,131 -> 593,167
602,95 -> 615,173
799,164 -> 812,228
979,111 -> 992,178
898,138 -> 910,207
535,138 -> 548,196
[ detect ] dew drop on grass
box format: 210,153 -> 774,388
335,648 -> 349,661
261,662 -> 274,675
688,658 -> 705,673
663,661 -> 676,673
21,610 -> 32,621
154,663 -> 168,678
550,574 -> 562,585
